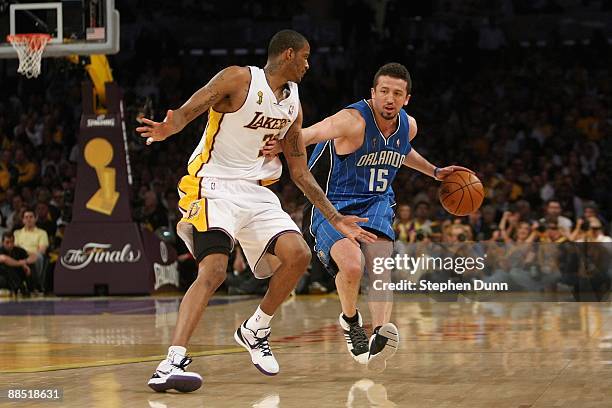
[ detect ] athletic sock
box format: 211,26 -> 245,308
167,346 -> 187,364
342,311 -> 359,324
246,306 -> 273,331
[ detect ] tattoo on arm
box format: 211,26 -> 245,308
286,128 -> 304,158
187,89 -> 220,119
181,69 -> 231,124
295,173 -> 339,222
282,128 -> 339,222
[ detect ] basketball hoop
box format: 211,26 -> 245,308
6,34 -> 52,79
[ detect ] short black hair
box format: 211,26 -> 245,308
373,62 -> 412,93
268,29 -> 308,57
2,231 -> 14,240
414,200 -> 430,209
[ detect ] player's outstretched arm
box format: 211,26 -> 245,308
301,109 -> 362,146
136,66 -> 247,145
404,147 -> 474,180
281,105 -> 377,246
403,116 -> 473,180
261,109 -> 362,156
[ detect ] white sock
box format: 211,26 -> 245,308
167,345 -> 187,363
246,306 -> 273,331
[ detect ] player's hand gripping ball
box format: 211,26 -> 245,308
439,170 -> 484,216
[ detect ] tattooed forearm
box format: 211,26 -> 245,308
178,68 -> 234,126
185,89 -> 220,122
283,124 -> 339,222
293,171 -> 339,223
284,128 -> 305,158
289,131 -> 304,157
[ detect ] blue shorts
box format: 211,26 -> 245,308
306,196 -> 395,275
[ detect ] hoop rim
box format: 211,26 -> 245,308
6,33 -> 53,42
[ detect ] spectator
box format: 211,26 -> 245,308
393,204 -> 414,243
0,150 -> 18,190
13,148 -> 38,186
35,202 -> 57,239
537,221 -> 570,244
582,202 -> 606,227
572,217 -> 612,243
0,231 -> 31,295
515,200 -> 534,223
135,190 -> 169,232
6,194 -> 25,231
413,201 -> 433,232
499,210 -> 521,242
163,190 -> 181,229
14,209 -> 49,292
479,205 -> 499,241
540,199 -> 572,234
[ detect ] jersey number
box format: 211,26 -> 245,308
369,168 -> 389,192
258,133 -> 278,157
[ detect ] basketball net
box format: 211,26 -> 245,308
7,34 -> 52,79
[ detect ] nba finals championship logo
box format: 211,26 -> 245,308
60,242 -> 142,270
84,138 -> 120,215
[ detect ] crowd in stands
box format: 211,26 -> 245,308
0,1 -> 610,296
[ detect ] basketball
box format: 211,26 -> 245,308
439,170 -> 484,216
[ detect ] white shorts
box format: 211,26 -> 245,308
177,176 -> 300,278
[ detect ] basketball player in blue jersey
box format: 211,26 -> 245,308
270,63 -> 471,371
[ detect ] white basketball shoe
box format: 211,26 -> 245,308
148,348 -> 203,392
339,312 -> 370,364
234,321 -> 279,376
367,323 -> 399,372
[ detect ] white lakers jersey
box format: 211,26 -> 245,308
185,66 -> 300,184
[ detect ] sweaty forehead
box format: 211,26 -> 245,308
375,76 -> 407,92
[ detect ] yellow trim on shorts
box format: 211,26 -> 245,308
180,196 -> 208,232
178,175 -> 199,209
259,178 -> 280,187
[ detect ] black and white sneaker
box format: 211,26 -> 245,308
338,312 -> 369,364
148,352 -> 202,393
367,323 -> 399,372
234,321 -> 279,376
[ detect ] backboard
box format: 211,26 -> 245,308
0,0 -> 119,58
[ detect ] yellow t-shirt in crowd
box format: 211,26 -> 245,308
14,227 -> 49,254
15,161 -> 37,184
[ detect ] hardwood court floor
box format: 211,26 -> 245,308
0,294 -> 611,407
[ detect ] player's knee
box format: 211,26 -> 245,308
196,258 -> 227,291
278,239 -> 311,269
294,244 -> 312,268
338,261 -> 362,282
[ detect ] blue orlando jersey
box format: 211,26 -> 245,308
303,100 -> 412,256
308,99 -> 411,209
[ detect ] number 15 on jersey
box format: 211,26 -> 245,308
369,168 -> 389,192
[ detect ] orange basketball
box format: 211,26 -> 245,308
439,170 -> 484,216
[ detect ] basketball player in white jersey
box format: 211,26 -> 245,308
136,30 -> 377,393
